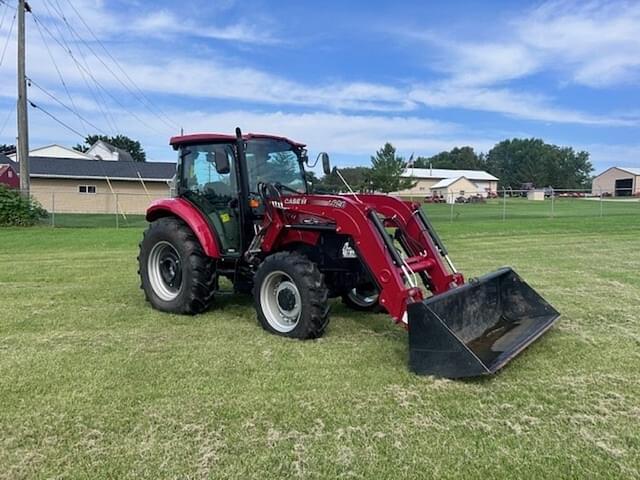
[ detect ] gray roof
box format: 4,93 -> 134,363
617,167 -> 640,176
0,154 -> 17,169
25,156 -> 175,182
431,176 -> 474,189
402,167 -> 498,181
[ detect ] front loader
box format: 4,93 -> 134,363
138,128 -> 559,378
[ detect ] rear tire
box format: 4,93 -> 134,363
138,217 -> 216,314
253,251 -> 330,339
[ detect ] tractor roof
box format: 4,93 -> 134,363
170,133 -> 305,149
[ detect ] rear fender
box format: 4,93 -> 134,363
146,197 -> 221,259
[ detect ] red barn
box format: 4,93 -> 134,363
0,163 -> 19,189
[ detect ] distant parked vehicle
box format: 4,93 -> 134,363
424,194 -> 446,204
519,182 -> 535,197
468,195 -> 486,204
543,187 -> 556,198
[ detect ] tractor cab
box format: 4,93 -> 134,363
171,133 -> 309,257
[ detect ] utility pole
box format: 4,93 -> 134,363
17,0 -> 30,197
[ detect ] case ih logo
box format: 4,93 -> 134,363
328,199 -> 346,208
284,197 -> 308,206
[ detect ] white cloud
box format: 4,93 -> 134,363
131,10 -> 280,45
410,84 -> 639,126
388,0 -> 640,123
0,33 -> 415,113
518,0 -> 640,87
578,142 -> 640,172
404,0 -> 640,89
6,103 -> 492,161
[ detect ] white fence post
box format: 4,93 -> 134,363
449,193 -> 454,222
51,191 -> 55,227
502,190 -> 507,221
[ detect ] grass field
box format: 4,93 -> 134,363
2,208 -> 640,478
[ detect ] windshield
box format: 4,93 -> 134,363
245,139 -> 307,194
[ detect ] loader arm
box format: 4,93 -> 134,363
258,193 -> 461,324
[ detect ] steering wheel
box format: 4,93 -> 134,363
258,181 -> 282,205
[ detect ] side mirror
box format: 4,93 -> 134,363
321,152 -> 331,176
207,150 -> 230,174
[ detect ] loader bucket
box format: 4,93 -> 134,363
408,268 -> 559,378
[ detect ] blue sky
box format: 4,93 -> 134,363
0,0 -> 638,173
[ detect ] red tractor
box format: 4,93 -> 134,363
138,129 -> 559,378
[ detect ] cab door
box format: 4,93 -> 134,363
182,144 -> 241,255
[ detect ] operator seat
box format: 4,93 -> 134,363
202,181 -> 239,253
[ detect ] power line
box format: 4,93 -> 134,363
30,11 -> 88,135
0,2 -> 8,31
29,100 -> 84,138
40,0 -> 120,134
0,8 -> 15,67
30,11 -> 167,136
38,0 -> 120,135
0,107 -> 13,137
49,0 -> 179,131
62,0 -> 178,130
27,76 -> 109,136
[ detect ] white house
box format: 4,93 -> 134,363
85,140 -> 135,162
430,176 -> 481,203
8,144 -> 92,160
394,167 -> 499,199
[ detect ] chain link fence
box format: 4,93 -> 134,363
402,187 -> 639,223
33,187 -> 639,228
36,191 -> 165,228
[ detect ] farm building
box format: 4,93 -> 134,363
429,176 -> 479,203
0,154 -> 175,214
0,161 -> 19,189
393,167 -> 499,200
592,167 -> 640,197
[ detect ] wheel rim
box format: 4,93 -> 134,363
260,270 -> 302,333
148,241 -> 183,301
347,287 -> 379,307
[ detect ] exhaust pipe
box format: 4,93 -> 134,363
408,268 -> 559,378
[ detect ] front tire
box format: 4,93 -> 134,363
138,217 -> 216,314
253,251 -> 330,339
341,284 -> 385,313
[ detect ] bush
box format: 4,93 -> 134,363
0,185 -> 48,226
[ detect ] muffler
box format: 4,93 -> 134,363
408,268 -> 559,378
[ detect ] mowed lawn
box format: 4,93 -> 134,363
1,208 -> 640,479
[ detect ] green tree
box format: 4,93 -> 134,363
316,166 -> 373,193
370,143 -> 415,193
74,134 -> 146,162
413,146 -> 485,170
485,138 -> 593,189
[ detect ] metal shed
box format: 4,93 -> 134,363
592,167 -> 640,197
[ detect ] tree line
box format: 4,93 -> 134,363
311,138 -> 593,193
